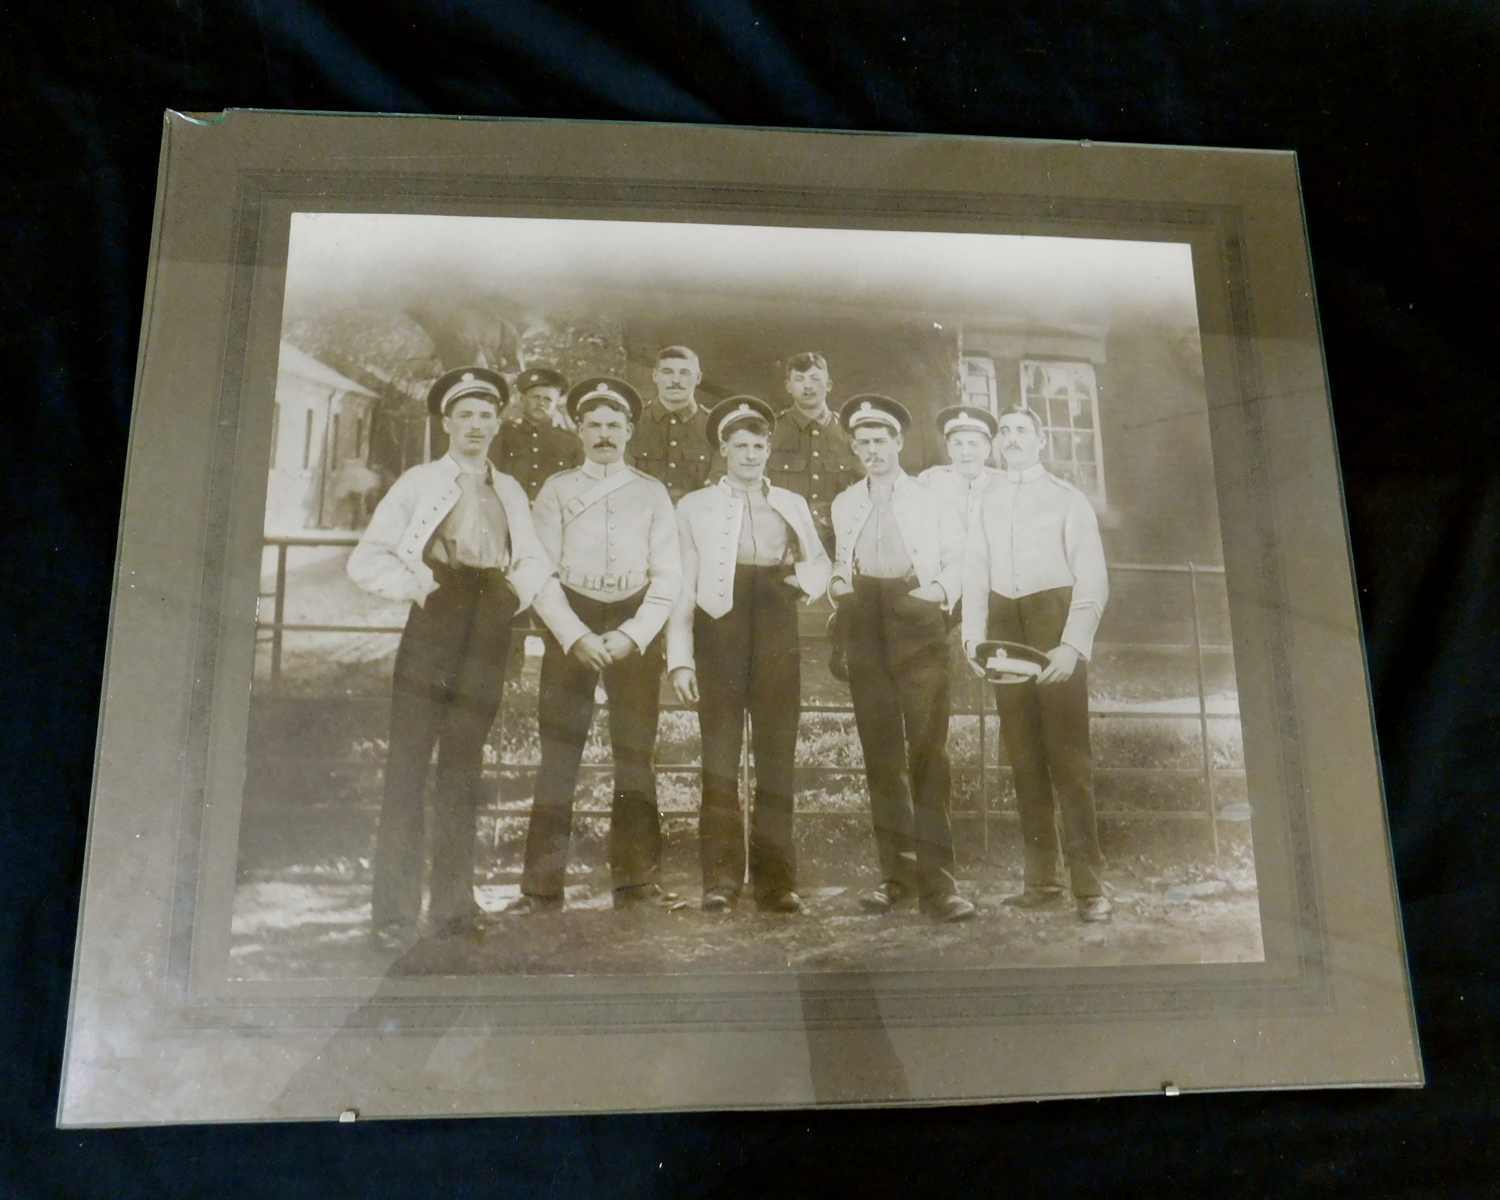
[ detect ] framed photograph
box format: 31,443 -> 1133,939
58,110 -> 1418,1124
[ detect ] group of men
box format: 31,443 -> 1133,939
346,344 -> 1111,953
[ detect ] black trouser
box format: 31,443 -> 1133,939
374,564 -> 518,932
521,587 -> 664,899
695,565 -> 800,899
844,575 -> 957,899
987,587 -> 1102,898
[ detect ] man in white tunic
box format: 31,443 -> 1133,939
961,406 -> 1112,922
668,396 -> 831,914
917,405 -> 1004,528
348,367 -> 556,948
829,394 -> 975,923
512,378 -> 682,913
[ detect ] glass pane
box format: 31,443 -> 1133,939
1075,433 -> 1094,463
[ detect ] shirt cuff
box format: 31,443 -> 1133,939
1060,601 -> 1104,661
617,618 -> 652,656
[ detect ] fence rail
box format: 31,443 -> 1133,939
256,534 -> 1240,865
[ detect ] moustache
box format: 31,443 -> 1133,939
593,439 -> 619,448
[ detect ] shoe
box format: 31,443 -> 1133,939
756,891 -> 803,914
433,912 -> 490,938
369,923 -> 416,952
1078,895 -> 1113,923
922,894 -> 977,923
858,879 -> 913,914
613,882 -> 679,910
701,888 -> 736,912
1001,887 -> 1067,909
504,894 -> 563,916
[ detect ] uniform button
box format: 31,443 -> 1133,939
669,440 -> 676,447
812,451 -> 819,457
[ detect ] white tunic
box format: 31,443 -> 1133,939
961,463 -> 1109,659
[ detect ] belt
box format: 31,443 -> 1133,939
559,566 -> 648,593
428,559 -> 508,579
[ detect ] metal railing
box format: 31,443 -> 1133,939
256,535 -> 1241,863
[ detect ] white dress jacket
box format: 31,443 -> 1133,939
347,456 -> 554,611
828,472 -> 965,609
666,478 -> 832,673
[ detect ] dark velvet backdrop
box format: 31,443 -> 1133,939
4,2 -> 1498,1195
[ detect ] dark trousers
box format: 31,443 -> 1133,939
844,575 -> 957,899
695,565 -> 800,899
521,587 -> 664,898
374,565 -> 518,931
987,587 -> 1103,898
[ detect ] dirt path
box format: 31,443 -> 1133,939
229,864 -> 1262,981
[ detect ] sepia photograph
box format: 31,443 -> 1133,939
231,212 -> 1260,981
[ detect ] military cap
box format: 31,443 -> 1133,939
840,393 -> 912,436
427,366 -> 510,417
514,365 -> 569,395
972,640 -> 1051,685
566,376 -> 643,424
935,405 -> 998,440
705,395 -> 777,446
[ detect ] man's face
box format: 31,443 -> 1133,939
721,427 -> 769,483
652,356 -> 700,408
520,385 -> 561,424
946,430 -> 992,475
995,411 -> 1045,471
785,366 -> 831,414
852,426 -> 902,478
442,397 -> 501,457
578,404 -> 632,463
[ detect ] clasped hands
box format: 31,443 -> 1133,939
570,630 -> 637,672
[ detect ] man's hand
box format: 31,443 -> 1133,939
600,630 -> 637,662
670,667 -> 699,704
829,578 -> 854,600
907,582 -> 946,604
783,574 -> 802,591
964,643 -> 988,679
1037,643 -> 1081,685
570,633 -> 614,672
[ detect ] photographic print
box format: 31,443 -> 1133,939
59,113 -> 1416,1123
232,212 -> 1259,981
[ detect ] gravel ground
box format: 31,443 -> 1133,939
229,858 -> 1262,981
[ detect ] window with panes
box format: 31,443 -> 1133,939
1018,359 -> 1105,506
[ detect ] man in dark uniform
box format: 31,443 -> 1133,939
511,378 -> 682,914
828,394 -> 975,923
627,345 -> 714,502
347,367 -> 556,950
491,365 -> 582,501
769,351 -> 863,554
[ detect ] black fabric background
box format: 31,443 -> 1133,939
4,1 -> 1498,1195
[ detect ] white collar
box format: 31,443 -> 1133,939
581,458 -> 627,480
1002,463 -> 1047,483
721,475 -> 771,498
445,452 -> 491,478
